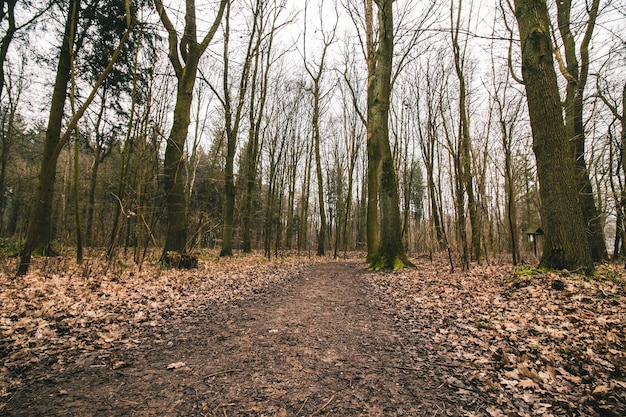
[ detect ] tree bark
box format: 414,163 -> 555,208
365,0 -> 380,261
154,0 -> 227,261
313,81 -> 327,256
368,0 -> 410,270
555,0 -> 606,262
514,0 -> 593,272
17,0 -> 79,275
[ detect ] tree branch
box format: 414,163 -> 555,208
153,0 -> 182,76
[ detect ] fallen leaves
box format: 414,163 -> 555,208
366,257 -> 626,416
2,253 -> 626,416
0,253 -> 311,402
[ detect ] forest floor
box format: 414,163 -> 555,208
0,253 -> 625,416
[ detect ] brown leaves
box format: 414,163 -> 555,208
0,254 -> 310,403
367,258 -> 626,416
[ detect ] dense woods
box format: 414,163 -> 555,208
1,0 -> 625,272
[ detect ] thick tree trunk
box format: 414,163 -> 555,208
154,0 -> 227,262
368,0 -> 410,270
514,0 -> 593,272
556,0 -> 606,262
365,0 -> 379,261
162,75 -> 195,255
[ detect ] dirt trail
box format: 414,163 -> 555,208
4,261 -> 485,416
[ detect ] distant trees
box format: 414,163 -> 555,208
0,0 -> 624,272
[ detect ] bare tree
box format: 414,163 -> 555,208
451,0 -> 481,264
153,0 -> 227,265
303,0 -> 337,256
491,75 -> 524,265
367,0 -> 410,270
218,0 -> 261,256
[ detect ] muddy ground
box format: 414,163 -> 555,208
2,261 -> 487,416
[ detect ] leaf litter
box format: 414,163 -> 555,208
365,257 -> 626,416
0,255 -> 310,405
0,253 -> 624,416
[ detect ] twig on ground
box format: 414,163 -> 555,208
295,397 -> 308,416
312,394 -> 335,415
205,369 -> 241,378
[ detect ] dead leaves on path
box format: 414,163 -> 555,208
367,259 -> 626,417
0,255 -> 309,402
2,254 -> 626,416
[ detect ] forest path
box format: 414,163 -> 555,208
4,261 -> 485,416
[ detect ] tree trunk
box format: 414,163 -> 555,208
452,0 -> 481,263
298,139 -> 312,252
556,0 -> 606,262
620,83 -> 626,260
162,76 -> 195,255
368,0 -> 410,270
17,0 -> 79,275
365,0 -> 380,261
313,78 -> 327,256
514,0 -> 593,272
221,0 -> 261,257
154,0 -> 227,262
0,0 -> 17,100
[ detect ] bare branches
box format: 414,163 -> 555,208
153,0 -> 183,76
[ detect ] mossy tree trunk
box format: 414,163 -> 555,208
364,0 -> 379,261
368,0 -> 410,270
514,0 -> 593,272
